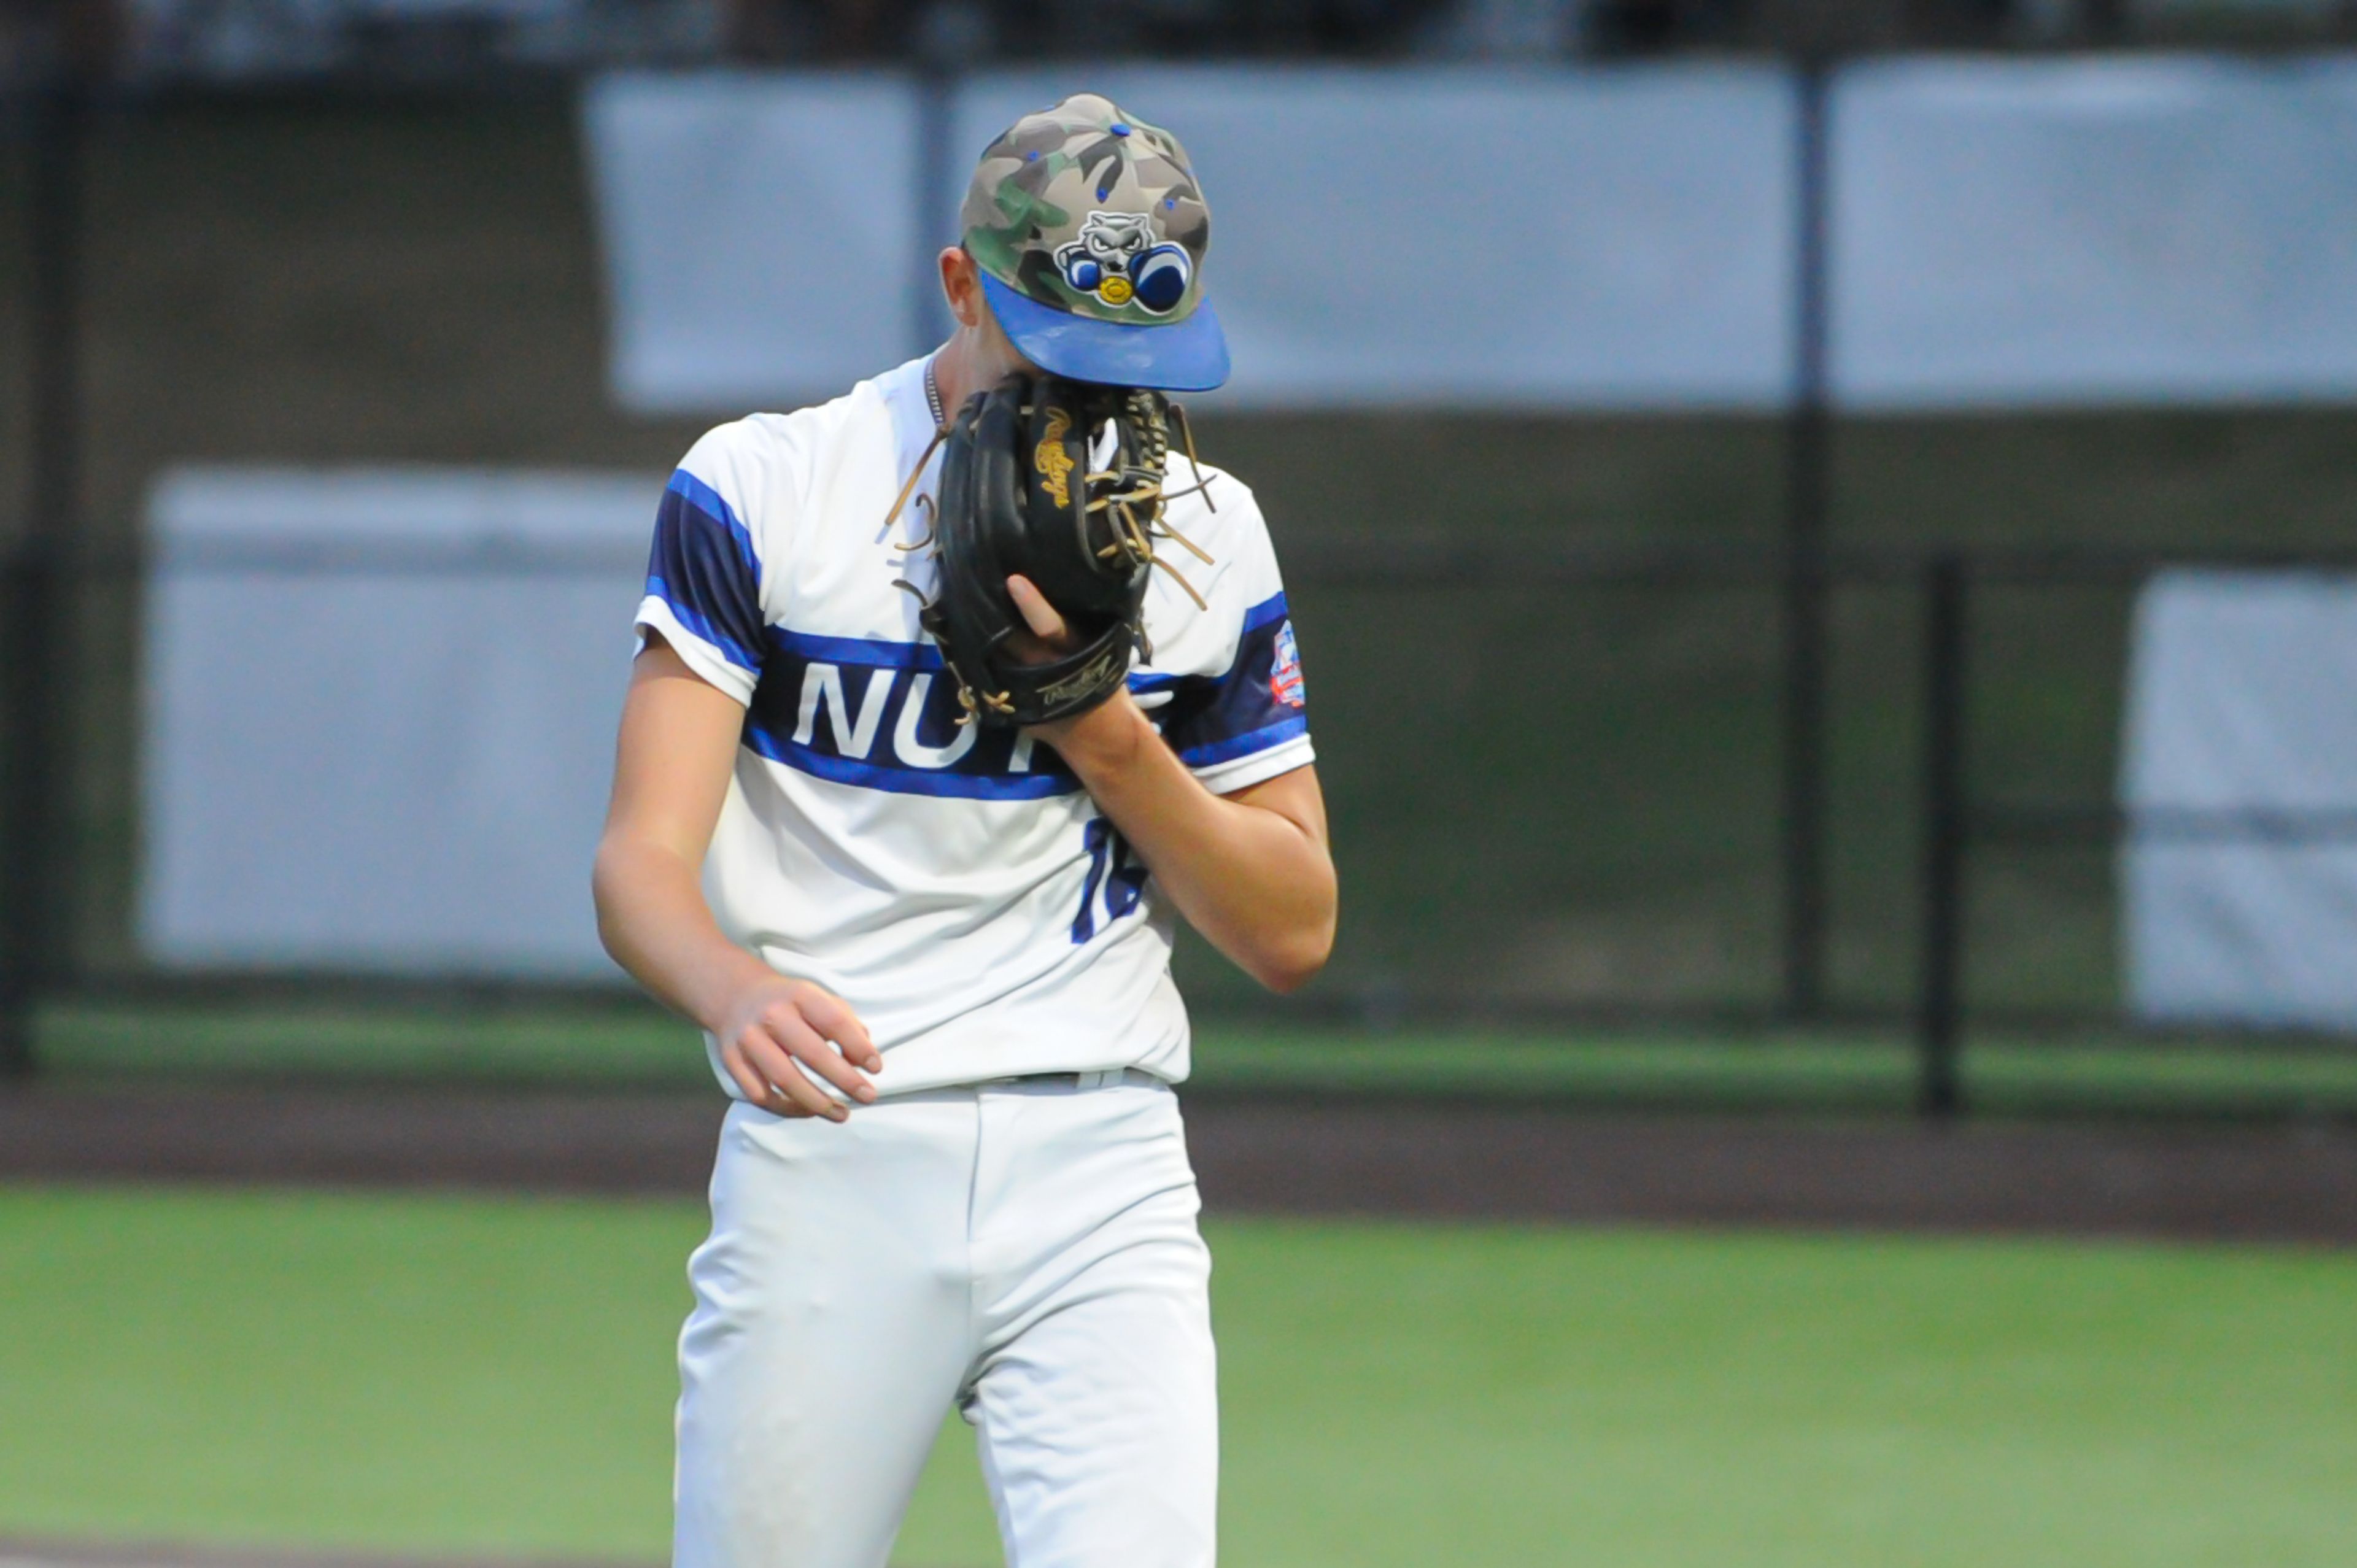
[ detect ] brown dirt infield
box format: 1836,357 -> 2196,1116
2,1082 -> 2352,1243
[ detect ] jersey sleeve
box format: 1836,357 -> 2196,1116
1146,485 -> 1315,795
635,425 -> 771,706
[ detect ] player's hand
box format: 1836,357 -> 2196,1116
1004,574 -> 1078,663
709,976 -> 880,1121
1008,573 -> 1148,766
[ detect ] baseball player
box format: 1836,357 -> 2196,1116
592,94 -> 1334,1568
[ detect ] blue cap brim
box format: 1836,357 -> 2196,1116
978,272 -> 1230,393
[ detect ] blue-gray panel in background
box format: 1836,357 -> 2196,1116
1832,56 -> 2357,409
584,72 -> 921,414
2123,571 -> 2357,1030
141,468 -> 659,979
954,67 -> 1799,409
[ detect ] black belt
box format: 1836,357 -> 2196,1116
987,1067 -> 1160,1091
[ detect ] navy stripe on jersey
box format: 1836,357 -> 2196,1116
739,595 -> 1308,800
1151,592 -> 1310,769
646,470 -> 764,674
742,628 -> 1085,801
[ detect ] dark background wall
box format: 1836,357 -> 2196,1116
7,91 -> 2356,1018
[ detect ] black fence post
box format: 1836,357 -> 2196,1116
1917,555 -> 1967,1118
1780,55 -> 1833,1021
1,77 -> 84,1081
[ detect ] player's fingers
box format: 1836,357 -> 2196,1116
1006,574 -> 1069,643
740,1027 -> 843,1121
721,1032 -> 816,1118
764,1004 -> 878,1106
793,986 -> 880,1072
716,1036 -> 775,1106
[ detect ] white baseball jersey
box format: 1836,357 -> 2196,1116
635,355 -> 1314,1097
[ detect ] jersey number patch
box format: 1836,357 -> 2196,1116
1072,817 -> 1149,944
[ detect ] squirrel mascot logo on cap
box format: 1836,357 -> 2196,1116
1056,211 -> 1192,315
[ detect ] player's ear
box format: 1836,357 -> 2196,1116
941,247 -> 985,328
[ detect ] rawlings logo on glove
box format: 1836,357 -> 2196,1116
1034,408 -> 1076,509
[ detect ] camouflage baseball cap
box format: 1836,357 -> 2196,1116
961,92 -> 1229,392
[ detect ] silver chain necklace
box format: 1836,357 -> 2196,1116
878,358 -> 953,550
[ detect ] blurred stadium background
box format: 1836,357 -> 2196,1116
2,0 -> 2355,1564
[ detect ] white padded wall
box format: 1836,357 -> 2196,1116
141,466 -> 660,978
1832,56 -> 2357,409
584,71 -> 923,414
952,66 -> 1802,409
2121,571 -> 2357,1029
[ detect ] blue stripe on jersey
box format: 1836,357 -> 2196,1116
1175,714 -> 1310,770
741,725 -> 1081,800
646,471 -> 765,673
1156,592 -> 1310,768
769,626 -> 948,671
1240,591 -> 1291,633
738,591 -> 1307,800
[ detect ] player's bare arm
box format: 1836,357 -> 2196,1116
1010,574 -> 1334,992
1056,709 -> 1333,993
592,636 -> 879,1120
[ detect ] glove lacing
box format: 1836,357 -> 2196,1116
1085,393 -> 1217,611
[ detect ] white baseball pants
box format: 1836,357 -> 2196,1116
672,1073 -> 1217,1568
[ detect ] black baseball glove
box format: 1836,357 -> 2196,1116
898,373 -> 1212,729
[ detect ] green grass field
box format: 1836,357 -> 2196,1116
1,1185 -> 2350,1567
29,998 -> 2357,1119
